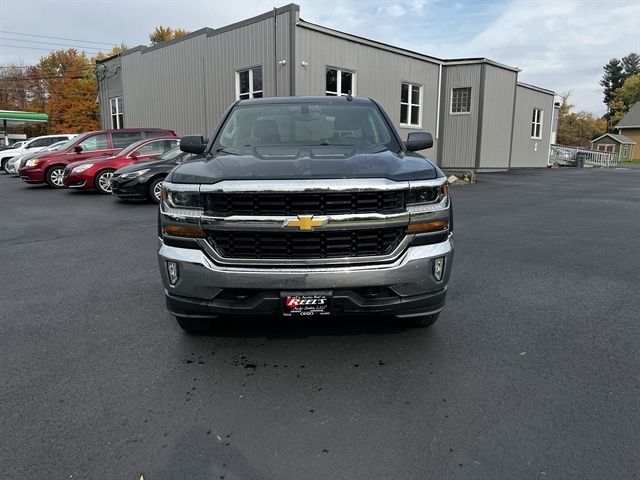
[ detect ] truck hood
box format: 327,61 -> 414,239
166,149 -> 439,184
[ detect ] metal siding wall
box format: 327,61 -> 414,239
203,12 -> 293,135
121,35 -> 207,136
116,11 -> 293,137
97,57 -> 122,129
510,86 -> 554,167
479,66 -> 517,168
440,64 -> 481,168
294,28 -> 440,157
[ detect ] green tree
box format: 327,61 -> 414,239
621,52 -> 640,76
557,92 -> 607,147
149,26 -> 189,45
600,58 -> 625,116
610,75 -> 640,125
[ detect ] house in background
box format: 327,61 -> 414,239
590,133 -> 635,162
615,102 -> 640,159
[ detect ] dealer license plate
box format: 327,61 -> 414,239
282,291 -> 332,317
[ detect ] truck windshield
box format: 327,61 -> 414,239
214,103 -> 400,154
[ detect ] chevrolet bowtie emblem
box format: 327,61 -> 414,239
284,215 -> 329,231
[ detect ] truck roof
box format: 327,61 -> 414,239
236,96 -> 373,106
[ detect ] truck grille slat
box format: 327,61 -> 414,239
208,227 -> 404,259
204,191 -> 404,216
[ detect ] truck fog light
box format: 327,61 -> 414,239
167,261 -> 179,285
433,257 -> 444,281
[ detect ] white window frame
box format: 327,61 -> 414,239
400,82 -> 423,128
235,66 -> 263,100
110,97 -> 123,129
531,108 -> 543,139
450,87 -> 471,115
325,67 -> 356,97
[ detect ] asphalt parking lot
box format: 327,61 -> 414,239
1,167 -> 639,480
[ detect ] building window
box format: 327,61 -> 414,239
531,108 -> 543,139
326,68 -> 355,96
110,97 -> 123,129
451,87 -> 471,114
400,82 -> 422,127
622,144 -> 629,157
236,66 -> 263,100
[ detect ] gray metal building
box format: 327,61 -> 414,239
96,3 -> 556,169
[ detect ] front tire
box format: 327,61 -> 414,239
0,158 -> 9,173
147,177 -> 164,204
175,316 -> 214,334
95,169 -> 115,194
45,166 -> 66,189
402,312 -> 440,328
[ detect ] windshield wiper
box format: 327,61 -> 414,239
214,147 -> 240,155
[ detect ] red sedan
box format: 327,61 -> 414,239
63,137 -> 179,194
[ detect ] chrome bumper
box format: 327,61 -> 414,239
158,236 -> 453,314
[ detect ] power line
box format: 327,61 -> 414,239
0,30 -> 116,46
2,36 -> 111,52
0,44 -> 101,54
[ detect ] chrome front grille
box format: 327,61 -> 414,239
203,191 -> 405,216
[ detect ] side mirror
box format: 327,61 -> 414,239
74,145 -> 83,153
180,135 -> 207,154
130,150 -> 141,158
405,132 -> 433,151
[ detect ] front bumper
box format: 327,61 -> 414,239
19,167 -> 45,183
111,176 -> 147,199
158,237 -> 454,319
63,171 -> 90,189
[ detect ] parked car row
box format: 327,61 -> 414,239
1,127 -> 197,203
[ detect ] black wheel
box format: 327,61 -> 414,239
45,165 -> 66,188
175,316 -> 214,334
401,312 -> 440,328
0,158 -> 9,173
94,169 -> 115,194
147,176 -> 164,203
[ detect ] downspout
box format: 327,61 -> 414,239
547,99 -> 556,167
435,63 -> 442,140
202,56 -> 208,134
273,8 -> 278,96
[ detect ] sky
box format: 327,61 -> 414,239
1,0 -> 639,115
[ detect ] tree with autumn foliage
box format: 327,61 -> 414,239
34,49 -> 100,133
557,92 -> 607,147
149,26 -> 190,45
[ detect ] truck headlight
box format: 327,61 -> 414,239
160,182 -> 203,218
407,184 -> 448,205
71,163 -> 93,174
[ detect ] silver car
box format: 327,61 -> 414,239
4,140 -> 70,175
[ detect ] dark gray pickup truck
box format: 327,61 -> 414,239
158,96 -> 453,333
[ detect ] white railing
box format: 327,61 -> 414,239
549,144 -> 617,167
